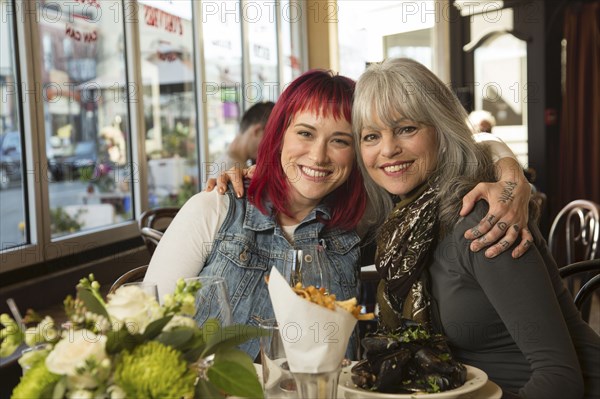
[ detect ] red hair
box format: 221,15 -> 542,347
247,70 -> 367,231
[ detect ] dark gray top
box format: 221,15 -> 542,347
429,201 -> 600,399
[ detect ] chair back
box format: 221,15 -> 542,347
559,259 -> 600,326
108,265 -> 149,295
138,207 -> 180,255
548,200 -> 600,266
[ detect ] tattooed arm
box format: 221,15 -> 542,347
461,156 -> 533,259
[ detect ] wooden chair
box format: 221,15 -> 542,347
138,207 -> 180,255
108,265 -> 149,295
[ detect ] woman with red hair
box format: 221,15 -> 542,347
145,70 -> 367,359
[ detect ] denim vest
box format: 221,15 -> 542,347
196,190 -> 361,359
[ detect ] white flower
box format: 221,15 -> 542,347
106,286 -> 162,334
163,315 -> 197,331
107,385 -> 126,399
66,389 -> 94,399
45,329 -> 107,389
25,316 -> 58,346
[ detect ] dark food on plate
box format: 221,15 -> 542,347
351,323 -> 467,393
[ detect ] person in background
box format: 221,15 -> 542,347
353,58 -> 600,398
468,109 -> 496,133
205,101 -> 275,180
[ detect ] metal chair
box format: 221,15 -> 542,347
559,259 -> 600,323
108,265 -> 149,295
550,200 -> 600,322
548,199 -> 600,265
138,207 -> 180,255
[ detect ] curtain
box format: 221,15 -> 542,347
558,1 -> 600,209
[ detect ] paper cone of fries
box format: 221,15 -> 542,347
267,268 -> 357,373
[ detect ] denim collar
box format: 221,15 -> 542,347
243,199 -> 332,232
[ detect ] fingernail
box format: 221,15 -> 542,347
471,244 -> 480,252
218,188 -> 224,193
486,250 -> 497,258
236,191 -> 242,198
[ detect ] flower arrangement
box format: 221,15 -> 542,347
80,163 -> 116,193
0,275 -> 265,399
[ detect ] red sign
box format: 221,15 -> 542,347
144,5 -> 184,36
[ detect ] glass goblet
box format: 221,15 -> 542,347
284,245 -> 330,292
184,276 -> 233,327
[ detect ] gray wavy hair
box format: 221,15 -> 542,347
353,58 -> 496,233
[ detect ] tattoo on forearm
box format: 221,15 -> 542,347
499,181 -> 518,203
497,222 -> 508,231
486,215 -> 496,227
471,227 -> 482,238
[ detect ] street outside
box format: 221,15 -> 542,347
0,180 -> 92,246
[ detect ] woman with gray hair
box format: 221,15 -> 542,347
353,58 -> 599,398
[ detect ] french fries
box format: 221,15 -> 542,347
292,283 -> 375,320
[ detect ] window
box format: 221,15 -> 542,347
201,0 -> 243,181
0,0 -> 301,274
138,0 -> 198,207
38,0 -> 134,237
1,0 -> 26,248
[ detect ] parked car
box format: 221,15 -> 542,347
61,140 -> 99,179
0,131 -> 22,190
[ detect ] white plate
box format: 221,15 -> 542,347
338,364 -> 488,399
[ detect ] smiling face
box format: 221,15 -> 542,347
280,110 -> 355,214
360,113 -> 438,198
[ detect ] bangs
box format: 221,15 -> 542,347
289,76 -> 353,124
353,67 -> 425,133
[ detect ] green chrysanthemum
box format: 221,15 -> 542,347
114,341 -> 196,399
11,359 -> 62,399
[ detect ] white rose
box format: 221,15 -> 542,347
163,315 -> 196,331
108,385 -> 127,399
45,330 -> 107,383
106,286 -> 162,334
66,389 -> 94,399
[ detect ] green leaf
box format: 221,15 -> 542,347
214,348 -> 257,376
105,328 -> 141,354
202,324 -> 268,357
180,331 -> 206,363
140,315 -> 173,340
207,360 -> 263,398
195,378 -> 226,399
155,328 -> 195,349
51,376 -> 67,399
77,287 -> 109,319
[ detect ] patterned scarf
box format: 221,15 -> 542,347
375,183 -> 439,331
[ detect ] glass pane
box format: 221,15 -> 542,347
246,0 -> 279,103
138,0 -> 198,208
202,0 -> 243,181
0,0 -> 27,248
471,9 -> 529,167
38,0 -> 134,238
280,0 -> 303,86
